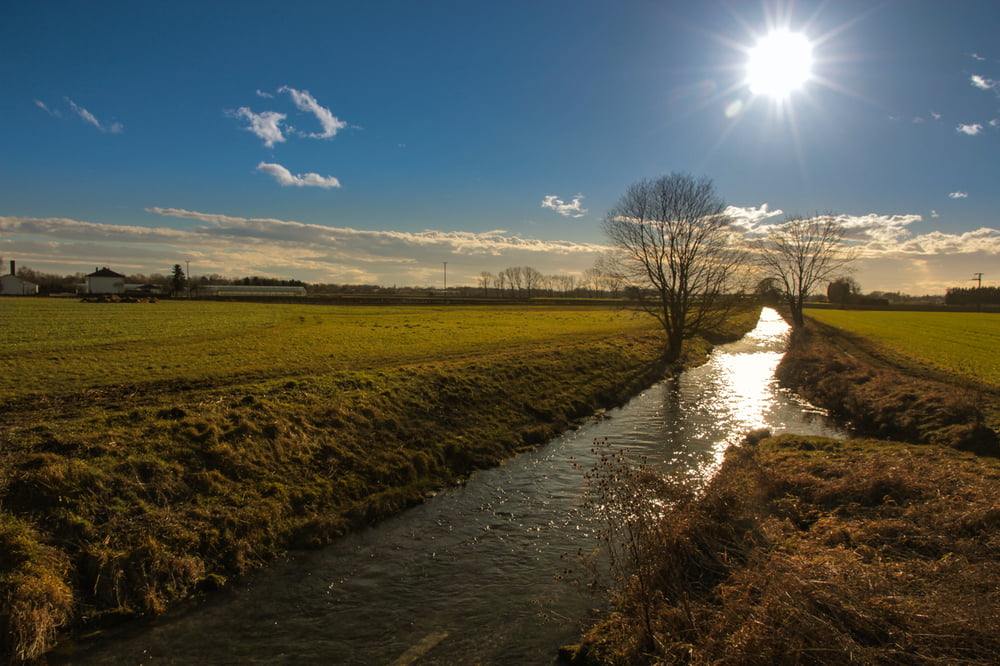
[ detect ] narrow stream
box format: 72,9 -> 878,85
57,308 -> 846,665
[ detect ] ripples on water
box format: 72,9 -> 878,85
58,308 -> 845,665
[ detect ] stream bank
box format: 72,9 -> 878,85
49,307 -> 848,665
568,314 -> 1000,664
3,310 -> 760,663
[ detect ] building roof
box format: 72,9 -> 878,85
86,267 -> 126,278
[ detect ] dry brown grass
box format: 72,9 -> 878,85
570,434 -> 1000,665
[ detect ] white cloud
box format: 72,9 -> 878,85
834,213 -> 922,246
970,74 -> 997,91
970,53 -> 986,61
6,205 -> 1000,294
931,210 -> 939,218
232,107 -> 287,147
930,111 -> 942,120
949,191 -> 969,199
991,119 -> 1000,128
257,162 -> 341,189
541,194 -> 588,218
956,123 -> 983,135
279,86 -> 346,139
725,203 -> 784,231
255,89 -> 274,98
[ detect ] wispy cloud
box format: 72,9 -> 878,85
4,207 -> 998,295
956,123 -> 983,135
34,99 -> 60,117
1,210 -> 609,287
970,53 -> 987,61
232,108 -> 287,147
279,86 -> 347,139
257,162 -> 341,189
66,98 -> 124,133
541,194 -> 588,218
35,97 -> 123,133
949,191 -> 969,199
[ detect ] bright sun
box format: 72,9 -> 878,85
747,29 -> 813,99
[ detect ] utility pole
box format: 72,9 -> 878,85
972,272 -> 983,288
443,262 -> 448,292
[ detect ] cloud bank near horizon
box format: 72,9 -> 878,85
2,206 -> 997,294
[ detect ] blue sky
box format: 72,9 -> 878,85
2,0 -> 999,293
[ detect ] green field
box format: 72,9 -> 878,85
805,308 -> 1000,388
1,299 -> 659,402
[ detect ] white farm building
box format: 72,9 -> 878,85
0,261 -> 38,296
84,267 -> 126,295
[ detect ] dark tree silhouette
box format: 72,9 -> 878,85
171,264 -> 186,296
602,173 -> 747,362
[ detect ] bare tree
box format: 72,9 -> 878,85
602,173 -> 747,362
523,266 -> 543,298
756,214 -> 855,328
478,271 -> 495,297
500,266 -> 524,297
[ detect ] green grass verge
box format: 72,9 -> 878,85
1,300 -> 664,403
805,308 -> 1000,389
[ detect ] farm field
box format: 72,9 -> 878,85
0,299 -> 659,402
805,308 -> 1000,388
0,298 -> 764,662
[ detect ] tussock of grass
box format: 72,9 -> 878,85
569,434 -> 1000,665
0,515 -> 74,663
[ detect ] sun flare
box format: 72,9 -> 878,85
747,29 -> 813,99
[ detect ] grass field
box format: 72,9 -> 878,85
7,297 -> 765,661
0,299 -> 659,402
805,308 -> 1000,389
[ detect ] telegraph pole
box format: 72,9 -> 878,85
443,262 -> 448,292
972,272 -> 983,288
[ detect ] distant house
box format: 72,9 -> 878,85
0,260 -> 38,296
85,267 -> 126,295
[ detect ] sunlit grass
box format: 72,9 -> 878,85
805,308 -> 1000,388
0,299 -> 658,400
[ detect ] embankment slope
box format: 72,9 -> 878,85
569,317 -> 1000,664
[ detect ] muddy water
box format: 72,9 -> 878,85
58,308 -> 845,665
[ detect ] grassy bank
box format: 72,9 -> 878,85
569,432 -> 1000,664
777,318 -> 999,454
0,301 -> 758,662
566,312 -> 1000,664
